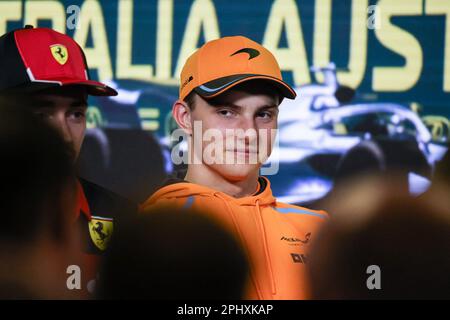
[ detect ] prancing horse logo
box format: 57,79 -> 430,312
88,217 -> 113,251
92,221 -> 108,243
50,44 -> 68,65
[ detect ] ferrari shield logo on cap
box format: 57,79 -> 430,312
50,44 -> 68,65
88,216 -> 113,251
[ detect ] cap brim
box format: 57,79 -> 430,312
2,79 -> 118,97
194,74 -> 296,100
58,79 -> 118,96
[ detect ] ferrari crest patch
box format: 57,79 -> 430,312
50,44 -> 68,65
88,216 -> 113,251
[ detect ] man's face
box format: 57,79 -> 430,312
31,86 -> 88,161
189,87 -> 279,182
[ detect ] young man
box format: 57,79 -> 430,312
0,26 -> 136,296
141,36 -> 327,299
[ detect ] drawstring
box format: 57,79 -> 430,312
214,193 -> 264,299
255,199 -> 277,296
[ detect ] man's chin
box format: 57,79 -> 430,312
210,163 -> 261,182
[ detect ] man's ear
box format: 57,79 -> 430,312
172,100 -> 192,135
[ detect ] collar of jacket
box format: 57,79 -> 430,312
144,176 -> 276,207
75,179 -> 92,222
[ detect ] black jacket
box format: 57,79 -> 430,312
78,178 -> 137,255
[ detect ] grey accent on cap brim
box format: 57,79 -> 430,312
194,74 -> 296,99
198,74 -> 249,94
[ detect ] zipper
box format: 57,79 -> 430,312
214,193 -> 264,299
255,200 -> 277,296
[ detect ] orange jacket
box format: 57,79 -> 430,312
141,176 -> 327,300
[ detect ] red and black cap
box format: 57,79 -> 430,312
0,26 -> 117,96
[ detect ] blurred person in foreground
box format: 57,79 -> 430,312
308,175 -> 450,299
0,103 -> 81,299
429,145 -> 449,188
141,36 -> 328,299
97,207 -> 249,299
0,26 -> 137,296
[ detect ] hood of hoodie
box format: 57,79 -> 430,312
143,176 -> 277,208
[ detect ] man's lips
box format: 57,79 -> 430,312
226,149 -> 258,154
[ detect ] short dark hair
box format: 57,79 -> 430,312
0,87 -> 88,117
183,89 -> 197,110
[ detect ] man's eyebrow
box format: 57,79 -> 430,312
258,105 -> 278,110
208,102 -> 242,110
210,103 -> 278,110
26,99 -> 87,110
30,100 -> 56,109
223,103 -> 243,109
70,100 -> 88,108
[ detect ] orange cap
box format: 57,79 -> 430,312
179,36 -> 296,101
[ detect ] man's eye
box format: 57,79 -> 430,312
258,111 -> 273,119
218,109 -> 235,117
69,111 -> 86,120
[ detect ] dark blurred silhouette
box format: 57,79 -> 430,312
0,92 -> 139,297
333,137 -> 431,193
308,177 -> 450,299
432,146 -> 450,186
97,207 -> 249,299
304,136 -> 432,211
418,145 -> 449,203
78,127 -> 166,203
0,99 -> 81,299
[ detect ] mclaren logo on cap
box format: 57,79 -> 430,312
50,44 -> 68,65
181,75 -> 194,90
231,48 -> 260,60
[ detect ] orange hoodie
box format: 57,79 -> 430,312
140,176 -> 327,300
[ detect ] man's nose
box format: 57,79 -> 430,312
53,115 -> 72,143
239,114 -> 258,131
238,116 -> 258,146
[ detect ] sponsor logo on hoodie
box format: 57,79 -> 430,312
280,232 -> 311,246
290,253 -> 308,264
